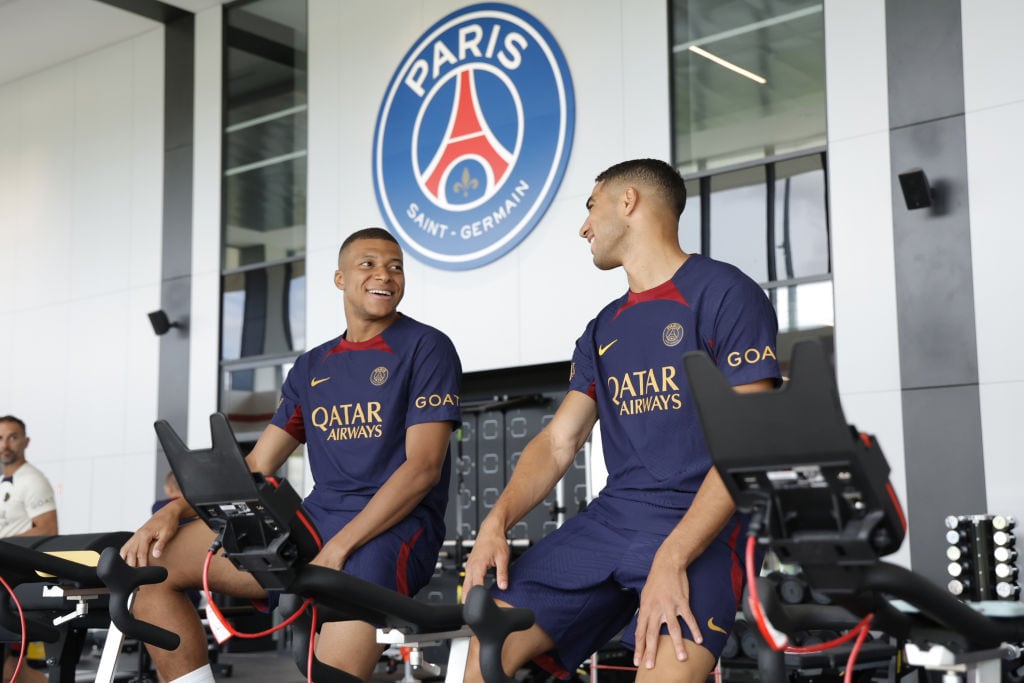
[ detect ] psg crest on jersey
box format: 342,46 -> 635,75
373,3 -> 575,270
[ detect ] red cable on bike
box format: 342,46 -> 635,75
744,535 -> 874,679
0,575 -> 27,683
201,549 -> 313,639
307,604 -> 318,683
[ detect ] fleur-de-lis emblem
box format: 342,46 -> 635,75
453,167 -> 479,197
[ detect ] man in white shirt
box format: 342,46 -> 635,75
0,415 -> 57,538
1,415 -> 56,683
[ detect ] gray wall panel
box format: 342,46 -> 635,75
156,276 -> 193,434
885,0 -> 965,129
886,0 -> 985,577
155,14 -> 194,498
890,116 -> 978,389
902,385 -> 986,586
161,146 -> 195,281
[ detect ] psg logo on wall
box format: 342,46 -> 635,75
373,3 -> 575,271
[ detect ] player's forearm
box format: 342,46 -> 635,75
19,510 -> 57,537
658,467 -> 736,567
329,459 -> 441,556
246,423 -> 301,475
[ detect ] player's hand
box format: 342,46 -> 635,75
309,538 -> 350,572
461,519 -> 510,597
120,506 -> 181,567
633,549 -> 701,669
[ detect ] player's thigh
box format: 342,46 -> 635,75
634,635 -> 717,683
155,521 -> 264,598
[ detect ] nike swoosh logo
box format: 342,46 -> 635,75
707,617 -> 727,635
310,377 -> 330,387
597,340 -> 618,356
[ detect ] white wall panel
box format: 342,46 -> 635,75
187,7 -> 223,443
8,304 -> 70,462
826,134 -> 901,396
59,458 -> 93,534
66,293 -> 130,458
187,269 -> 222,443
15,65 -> 74,310
620,1 -> 672,158
126,284 -> 162,454
979,382 -> 1024,526
120,449 -> 160,529
0,81 -> 18,315
415,249 -> 522,373
961,1 -> 1024,113
967,100 -> 1024,384
130,30 -> 165,290
823,0 -> 889,143
73,44 -> 134,299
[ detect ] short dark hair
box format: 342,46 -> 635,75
595,158 -> 687,217
339,227 -> 400,259
0,415 -> 26,434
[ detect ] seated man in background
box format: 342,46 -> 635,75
1,414 -> 57,683
121,228 -> 463,683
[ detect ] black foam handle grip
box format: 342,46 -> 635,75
463,585 -> 535,683
96,547 -> 181,651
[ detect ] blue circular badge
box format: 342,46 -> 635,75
373,3 -> 575,270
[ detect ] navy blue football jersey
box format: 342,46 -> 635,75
272,314 -> 462,525
568,254 -> 780,533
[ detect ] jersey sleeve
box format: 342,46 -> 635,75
271,357 -> 308,442
708,276 -> 781,386
568,318 -> 598,400
23,470 -> 56,518
405,330 -> 463,428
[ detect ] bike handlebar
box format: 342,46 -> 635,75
96,548 -> 181,651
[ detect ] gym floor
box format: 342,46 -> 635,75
69,644 -> 407,682
54,642 -> 822,683
64,648 -> 769,683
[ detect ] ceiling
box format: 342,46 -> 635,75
0,0 -> 229,87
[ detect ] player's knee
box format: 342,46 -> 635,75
634,637 -> 716,683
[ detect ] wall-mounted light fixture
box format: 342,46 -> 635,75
148,310 -> 181,336
898,169 -> 934,210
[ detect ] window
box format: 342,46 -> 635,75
709,166 -> 768,282
671,0 -> 826,171
220,0 -> 308,443
671,1 -> 830,370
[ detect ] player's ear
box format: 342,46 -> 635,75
334,269 -> 345,292
622,186 -> 638,215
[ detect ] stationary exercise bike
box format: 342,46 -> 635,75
98,414 -> 533,683
682,341 -> 1024,682
0,531 -> 166,683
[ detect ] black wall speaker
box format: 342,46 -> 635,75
898,169 -> 933,210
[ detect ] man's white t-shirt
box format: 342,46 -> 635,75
0,462 -> 57,537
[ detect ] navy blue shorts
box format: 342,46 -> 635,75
303,501 -> 442,597
491,510 -> 745,675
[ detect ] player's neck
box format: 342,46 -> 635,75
624,244 -> 688,293
344,313 -> 400,343
2,458 -> 26,478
